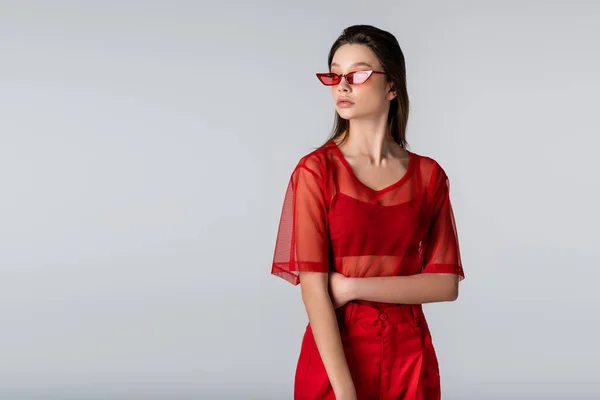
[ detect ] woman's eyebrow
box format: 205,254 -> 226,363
330,61 -> 374,69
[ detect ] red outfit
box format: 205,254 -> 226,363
271,141 -> 464,399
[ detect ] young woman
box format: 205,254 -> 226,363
271,25 -> 465,400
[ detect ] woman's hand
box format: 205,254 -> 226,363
328,271 -> 355,309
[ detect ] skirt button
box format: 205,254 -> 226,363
379,312 -> 388,321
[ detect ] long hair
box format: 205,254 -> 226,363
322,25 -> 410,149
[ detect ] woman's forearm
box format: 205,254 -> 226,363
348,273 -> 459,304
300,272 -> 356,399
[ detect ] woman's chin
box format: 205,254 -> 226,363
336,108 -> 356,119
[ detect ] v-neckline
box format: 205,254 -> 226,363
330,140 -> 415,195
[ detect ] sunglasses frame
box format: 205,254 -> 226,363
316,70 -> 387,86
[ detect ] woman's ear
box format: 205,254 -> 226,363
387,85 -> 397,101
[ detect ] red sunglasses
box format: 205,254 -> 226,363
316,70 -> 387,86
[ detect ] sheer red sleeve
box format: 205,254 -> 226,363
422,162 -> 465,280
271,157 -> 330,285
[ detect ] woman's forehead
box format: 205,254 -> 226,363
331,61 -> 375,69
330,45 -> 381,70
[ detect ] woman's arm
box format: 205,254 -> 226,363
330,272 -> 459,306
300,271 -> 357,400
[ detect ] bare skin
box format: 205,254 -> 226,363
329,271 -> 459,309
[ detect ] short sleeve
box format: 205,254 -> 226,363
422,162 -> 465,280
271,158 -> 330,285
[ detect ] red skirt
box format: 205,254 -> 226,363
294,301 -> 441,400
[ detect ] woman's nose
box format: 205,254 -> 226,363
337,79 -> 350,92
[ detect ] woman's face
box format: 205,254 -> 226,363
329,44 -> 396,121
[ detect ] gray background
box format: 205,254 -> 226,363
1,1 -> 599,399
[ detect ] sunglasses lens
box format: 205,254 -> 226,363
317,73 -> 339,86
348,71 -> 372,84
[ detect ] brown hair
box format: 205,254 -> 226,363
322,25 -> 410,149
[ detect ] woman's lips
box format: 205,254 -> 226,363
337,99 -> 354,108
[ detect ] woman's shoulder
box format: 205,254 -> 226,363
409,150 -> 447,178
293,140 -> 336,173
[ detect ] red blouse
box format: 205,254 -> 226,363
271,141 -> 464,288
